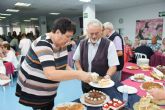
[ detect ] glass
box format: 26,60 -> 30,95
123,85 -> 128,106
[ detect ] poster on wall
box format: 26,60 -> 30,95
135,18 -> 163,40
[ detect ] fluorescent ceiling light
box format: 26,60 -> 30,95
6,9 -> 20,12
24,20 -> 31,22
49,13 -> 60,15
15,2 -> 31,7
0,16 -> 6,19
0,13 -> 11,16
30,18 -> 38,20
79,0 -> 91,2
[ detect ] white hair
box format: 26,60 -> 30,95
140,40 -> 147,45
103,22 -> 114,30
87,19 -> 103,30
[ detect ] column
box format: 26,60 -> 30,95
39,16 -> 47,35
83,3 -> 95,34
3,26 -> 7,36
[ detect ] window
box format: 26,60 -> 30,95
0,27 -> 3,35
25,27 -> 35,34
13,27 -> 20,35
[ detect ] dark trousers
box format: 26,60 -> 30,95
81,82 -> 102,93
32,100 -> 54,110
20,56 -> 25,64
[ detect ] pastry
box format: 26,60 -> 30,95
102,98 -> 125,110
55,103 -> 84,110
142,82 -> 164,91
134,74 -> 145,80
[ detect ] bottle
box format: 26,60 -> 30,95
122,85 -> 128,106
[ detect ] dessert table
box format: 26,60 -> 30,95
72,62 -> 165,110
74,82 -> 140,110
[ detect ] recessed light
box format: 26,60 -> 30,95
24,20 -> 31,22
0,16 -> 6,19
0,13 -> 11,16
15,2 -> 31,7
6,9 -> 20,12
79,0 -> 91,2
30,18 -> 38,20
49,13 -> 60,15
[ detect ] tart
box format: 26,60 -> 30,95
102,98 -> 125,110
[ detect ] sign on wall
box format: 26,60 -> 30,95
135,18 -> 163,40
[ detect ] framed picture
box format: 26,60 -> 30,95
135,18 -> 163,40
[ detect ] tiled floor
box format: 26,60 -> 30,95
0,77 -> 83,110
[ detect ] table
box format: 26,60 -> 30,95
121,62 -> 154,81
149,52 -> 165,66
74,82 -> 140,110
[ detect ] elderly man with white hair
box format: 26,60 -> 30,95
103,22 -> 124,82
73,19 -> 119,93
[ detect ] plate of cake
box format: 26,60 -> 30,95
80,90 -> 110,107
89,77 -> 115,88
133,96 -> 164,110
130,73 -> 154,82
53,102 -> 86,110
141,81 -> 164,91
126,66 -> 139,70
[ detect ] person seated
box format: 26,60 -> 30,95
148,88 -> 165,100
2,43 -> 19,69
147,36 -> 161,52
159,37 -> 165,53
0,43 -> 5,58
124,38 -> 133,63
132,40 -> 154,63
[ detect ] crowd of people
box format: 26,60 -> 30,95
0,17 -> 165,110
124,35 -> 165,63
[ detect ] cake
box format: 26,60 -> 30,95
142,82 -> 164,91
55,103 -> 84,110
98,78 -> 112,87
140,65 -> 151,70
84,90 -> 106,105
133,97 -> 163,110
134,74 -> 145,80
102,98 -> 125,110
91,72 -> 99,83
156,65 -> 165,75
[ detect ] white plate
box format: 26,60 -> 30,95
126,66 -> 139,70
53,102 -> 86,110
130,75 -> 154,82
89,80 -> 115,88
0,79 -> 11,86
117,85 -> 138,94
80,93 -> 110,107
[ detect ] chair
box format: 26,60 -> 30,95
4,62 -> 15,86
135,52 -> 147,59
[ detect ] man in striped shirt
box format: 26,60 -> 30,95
15,17 -> 92,110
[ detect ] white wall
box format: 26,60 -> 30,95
97,2 -> 165,43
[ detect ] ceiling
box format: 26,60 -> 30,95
0,0 -> 164,25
